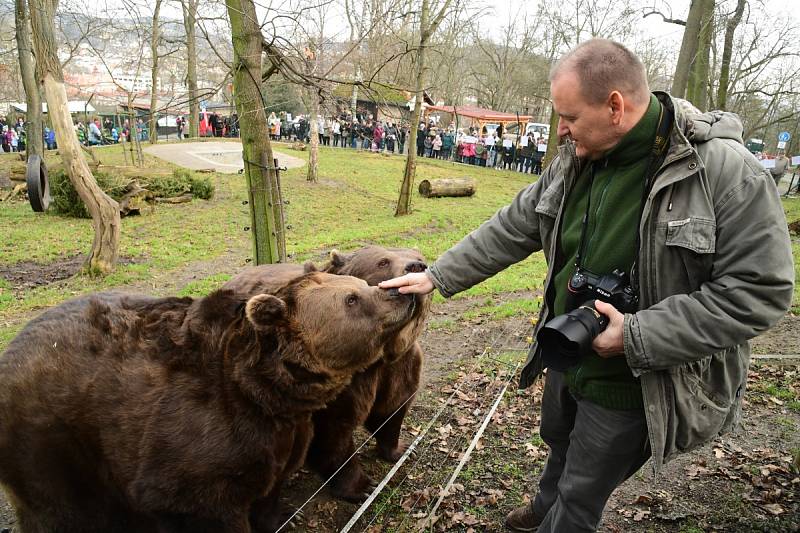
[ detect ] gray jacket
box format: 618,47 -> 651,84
427,93 -> 794,471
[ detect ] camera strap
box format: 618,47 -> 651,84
573,100 -> 674,291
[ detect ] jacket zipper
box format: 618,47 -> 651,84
585,167 -> 612,260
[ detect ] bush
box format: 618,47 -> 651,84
49,168 -> 215,218
169,168 -> 215,200
49,169 -> 131,218
142,169 -> 214,200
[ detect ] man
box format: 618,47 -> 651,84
771,152 -> 790,188
379,39 -> 794,532
88,119 -> 103,146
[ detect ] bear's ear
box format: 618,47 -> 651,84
303,260 -> 318,273
328,249 -> 349,269
245,294 -> 287,330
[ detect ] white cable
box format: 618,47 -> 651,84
423,361 -> 521,527
273,389 -> 418,532
360,320 -> 534,531
339,417 -> 430,533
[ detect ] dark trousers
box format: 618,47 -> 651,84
532,370 -> 650,533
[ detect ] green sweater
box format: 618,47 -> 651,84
553,95 -> 661,410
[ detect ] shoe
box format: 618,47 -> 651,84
505,503 -> 544,532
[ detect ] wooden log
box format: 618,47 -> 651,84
2,183 -> 27,202
117,182 -> 149,217
418,177 -> 477,198
154,193 -> 193,204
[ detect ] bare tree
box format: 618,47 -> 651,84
716,0 -> 746,109
181,0 -> 199,138
15,0 -> 43,157
28,0 -> 120,274
226,0 -> 285,264
671,0 -> 715,104
148,0 -> 163,144
304,43 -> 321,183
396,0 -> 454,216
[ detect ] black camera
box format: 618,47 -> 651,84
536,268 -> 638,371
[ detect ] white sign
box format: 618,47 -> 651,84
520,136 -> 529,147
777,141 -> 787,150
460,135 -> 478,144
502,139 -> 512,148
792,156 -> 800,166
761,159 -> 776,169
537,143 -> 547,152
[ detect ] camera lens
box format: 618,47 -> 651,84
536,301 -> 609,371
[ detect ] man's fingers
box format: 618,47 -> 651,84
378,274 -> 412,289
378,273 -> 434,294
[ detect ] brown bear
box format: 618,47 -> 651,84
0,271 -> 416,533
224,246 -> 431,502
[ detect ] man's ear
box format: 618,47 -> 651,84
245,294 -> 287,330
608,91 -> 624,125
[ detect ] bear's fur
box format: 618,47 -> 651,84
0,272 -> 416,532
224,246 -> 431,501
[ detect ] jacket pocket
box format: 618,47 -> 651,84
662,217 -> 716,292
669,347 -> 747,453
664,217 -> 715,253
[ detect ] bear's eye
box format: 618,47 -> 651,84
346,294 -> 359,306
378,258 -> 390,268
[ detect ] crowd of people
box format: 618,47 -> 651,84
0,117 -> 27,153
266,111 -> 549,174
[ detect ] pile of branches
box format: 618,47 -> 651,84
49,167 -> 214,218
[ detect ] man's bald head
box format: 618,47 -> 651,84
550,39 -> 650,107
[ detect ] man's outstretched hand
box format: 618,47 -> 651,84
378,272 -> 435,295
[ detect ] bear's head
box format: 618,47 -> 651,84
243,271 -> 416,380
324,246 -> 431,359
325,246 -> 428,286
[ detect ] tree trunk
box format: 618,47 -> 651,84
716,0 -> 746,110
307,91 -> 320,182
226,0 -> 285,264
29,0 -> 120,274
148,0 -> 162,145
542,105 -> 560,169
15,0 -> 43,158
182,0 -> 199,139
686,0 -> 714,111
396,0 -> 453,216
396,0 -> 429,216
672,0 -> 706,98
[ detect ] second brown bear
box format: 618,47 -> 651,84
224,246 -> 431,501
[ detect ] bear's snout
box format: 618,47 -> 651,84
403,261 -> 427,274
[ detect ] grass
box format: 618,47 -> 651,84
177,273 -> 233,297
2,145 -> 800,352
0,144 -> 542,350
463,297 -> 543,321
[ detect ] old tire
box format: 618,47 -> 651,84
26,154 -> 51,212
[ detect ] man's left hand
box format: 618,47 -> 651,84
592,300 -> 625,358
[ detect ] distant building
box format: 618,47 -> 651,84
331,82 -> 433,123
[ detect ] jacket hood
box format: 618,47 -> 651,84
665,93 -> 744,145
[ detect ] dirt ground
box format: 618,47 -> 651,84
0,268 -> 798,532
